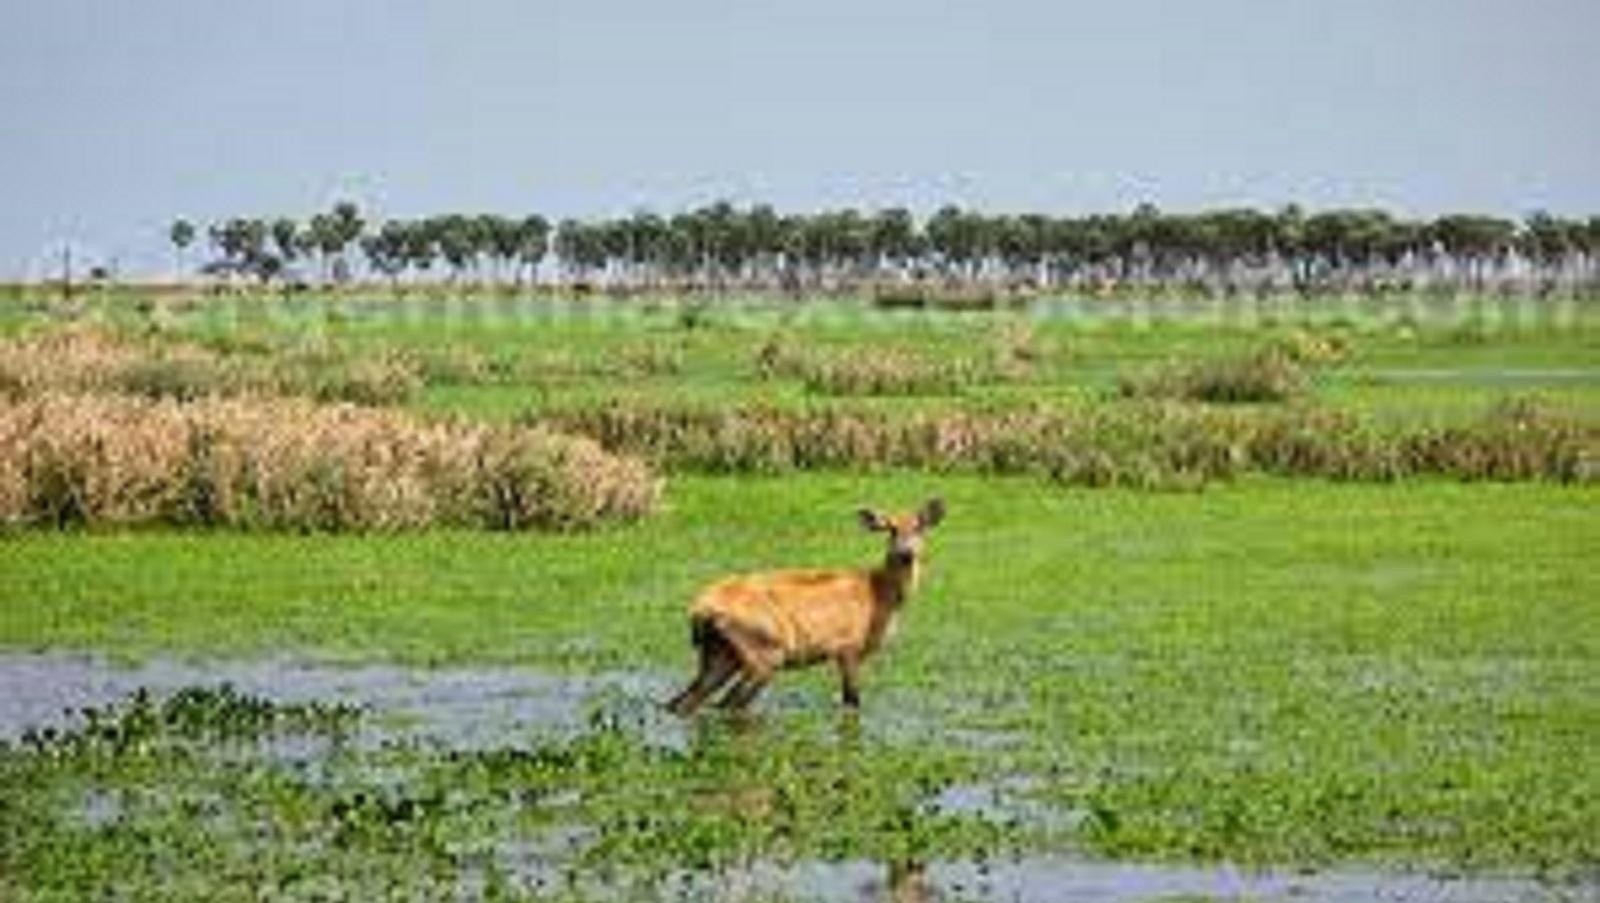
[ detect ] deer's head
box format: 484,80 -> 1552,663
858,498 -> 946,569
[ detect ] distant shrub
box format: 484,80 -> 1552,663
1117,347 -> 1309,404
0,328 -> 424,406
1397,395 -> 1595,483
611,340 -> 685,377
987,318 -> 1050,377
754,340 -> 1008,397
312,353 -> 423,406
0,327 -> 147,397
268,343 -> 423,406
801,349 -> 982,396
0,395 -> 660,531
116,350 -> 239,401
534,399 -> 1595,487
408,345 -> 494,386
753,333 -> 808,381
871,284 -> 1021,312
1268,328 -> 1353,365
1441,316 -> 1494,346
869,286 -> 931,310
500,341 -> 684,385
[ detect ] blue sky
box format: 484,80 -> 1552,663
2,0 -> 1596,278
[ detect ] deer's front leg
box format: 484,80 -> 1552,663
837,653 -> 862,708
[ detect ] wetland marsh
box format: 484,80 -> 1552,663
2,290 -> 1596,900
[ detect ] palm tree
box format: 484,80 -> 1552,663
516,215 -> 551,288
870,208 -> 916,282
434,215 -> 480,283
1274,204 -> 1308,290
270,218 -> 300,277
700,201 -> 743,287
168,218 -> 196,281
1430,214 -> 1516,291
361,221 -> 410,291
305,214 -> 335,285
746,204 -> 782,287
925,206 -> 964,280
328,202 -> 365,284
401,220 -> 438,281
474,215 -> 519,286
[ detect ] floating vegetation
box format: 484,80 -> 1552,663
1,667 -> 1589,901
0,679 -> 1021,900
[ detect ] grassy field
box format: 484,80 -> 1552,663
1,290 -> 1597,900
7,289 -> 1597,420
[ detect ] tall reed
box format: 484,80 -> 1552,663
0,394 -> 660,531
534,398 -> 1594,487
0,327 -> 421,406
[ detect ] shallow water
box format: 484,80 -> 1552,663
524,857 -> 1587,903
0,651 -> 668,748
2,651 -> 1591,903
743,857 -> 1587,903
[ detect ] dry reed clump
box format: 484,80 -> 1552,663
987,319 -> 1051,379
611,340 -> 686,377
1117,347 -> 1310,404
754,339 -> 1004,397
1268,328 -> 1353,366
0,327 -> 148,397
405,345 -> 498,386
0,395 -> 660,531
264,342 -> 424,405
1396,396 -> 1596,483
0,327 -> 424,406
801,349 -> 985,396
871,284 -> 1025,311
534,398 -> 1596,488
502,340 -> 684,384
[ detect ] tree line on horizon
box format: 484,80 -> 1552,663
167,201 -> 1600,297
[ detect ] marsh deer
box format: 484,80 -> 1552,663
665,498 -> 945,714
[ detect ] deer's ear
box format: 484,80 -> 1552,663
918,497 -> 946,529
857,508 -> 889,532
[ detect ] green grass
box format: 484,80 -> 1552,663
7,476 -> 1594,665
3,476 -> 1596,880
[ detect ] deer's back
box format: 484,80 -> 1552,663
691,569 -> 875,662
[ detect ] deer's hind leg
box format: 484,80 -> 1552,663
715,667 -> 773,711
711,624 -> 780,711
666,621 -> 742,716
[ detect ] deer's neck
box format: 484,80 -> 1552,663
869,557 -> 920,610
863,557 -> 920,653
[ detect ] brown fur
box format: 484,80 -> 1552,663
666,499 -> 944,714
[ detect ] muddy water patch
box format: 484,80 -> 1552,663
6,654 -> 1589,902
650,857 -> 1584,903
929,776 -> 1080,832
0,651 -> 678,748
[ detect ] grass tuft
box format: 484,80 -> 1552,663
1117,347 -> 1310,404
